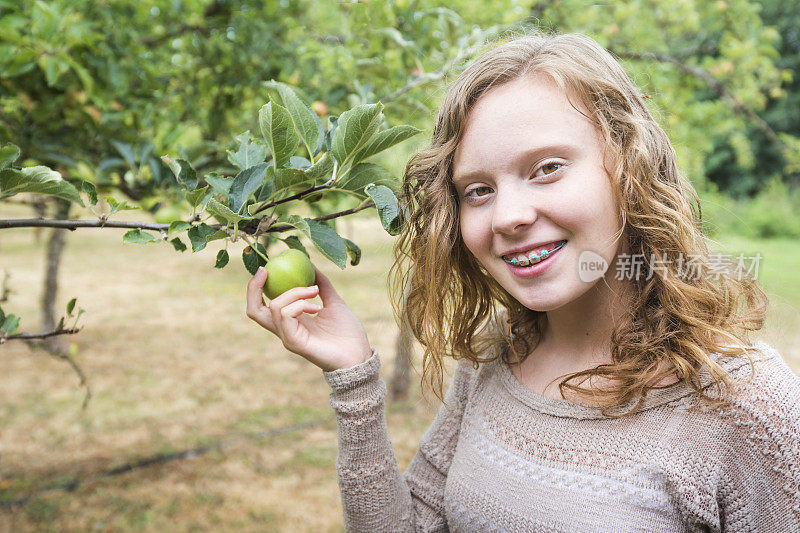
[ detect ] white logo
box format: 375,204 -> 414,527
578,250 -> 609,282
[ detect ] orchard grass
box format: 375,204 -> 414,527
1,200 -> 798,531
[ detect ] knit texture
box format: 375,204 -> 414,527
323,341 -> 800,532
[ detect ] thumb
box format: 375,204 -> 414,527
313,265 -> 344,305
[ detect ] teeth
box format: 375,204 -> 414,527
505,241 -> 564,266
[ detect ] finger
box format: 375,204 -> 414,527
313,266 -> 343,306
278,300 -> 321,349
246,267 -> 276,333
268,284 -> 320,336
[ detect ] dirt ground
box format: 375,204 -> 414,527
1,202 -> 797,532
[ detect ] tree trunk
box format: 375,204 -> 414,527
40,198 -> 71,354
389,276 -> 415,402
389,319 -> 414,401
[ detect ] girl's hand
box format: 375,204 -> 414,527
245,264 -> 372,372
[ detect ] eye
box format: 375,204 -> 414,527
533,160 -> 565,178
464,186 -> 492,199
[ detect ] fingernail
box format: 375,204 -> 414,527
311,285 -> 318,291
257,266 -> 265,275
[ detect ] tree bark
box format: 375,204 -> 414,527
389,277 -> 415,402
389,318 -> 414,402
40,198 -> 71,354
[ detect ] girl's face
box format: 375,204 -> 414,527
452,74 -> 626,312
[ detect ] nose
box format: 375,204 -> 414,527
491,182 -> 538,235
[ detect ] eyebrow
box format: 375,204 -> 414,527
452,143 -> 578,186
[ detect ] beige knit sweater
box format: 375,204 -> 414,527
322,339 -> 800,532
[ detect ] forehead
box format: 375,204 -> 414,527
452,74 -> 600,182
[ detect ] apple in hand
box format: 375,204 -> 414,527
263,249 -> 316,300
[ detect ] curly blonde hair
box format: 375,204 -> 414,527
388,31 -> 768,417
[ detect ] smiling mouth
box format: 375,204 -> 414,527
502,240 -> 567,266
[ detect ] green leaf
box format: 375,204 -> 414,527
123,229 -> 160,244
266,81 -> 321,159
304,152 -> 334,182
274,168 -> 307,192
0,307 -> 4,325
163,157 -> 198,190
185,185 -> 210,208
206,197 -> 252,223
365,183 -> 404,235
0,143 -> 20,169
66,298 -> 76,316
281,235 -> 309,255
215,249 -> 230,269
170,237 -> 187,252
344,238 -> 361,266
105,196 -> 137,215
228,162 -> 269,213
80,180 -> 98,205
0,167 -> 84,206
287,156 -> 312,170
255,166 -> 275,202
331,103 -> 383,165
205,172 -> 235,197
242,243 -> 268,275
168,221 -> 191,234
259,101 -> 299,168
1,314 -> 20,335
187,223 -> 217,252
306,218 -> 348,269
281,214 -> 311,236
349,125 -> 421,166
227,132 -> 267,170
338,163 -> 399,196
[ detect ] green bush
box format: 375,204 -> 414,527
739,178 -> 800,239
699,179 -> 800,239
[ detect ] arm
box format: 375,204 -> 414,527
324,350 -> 474,532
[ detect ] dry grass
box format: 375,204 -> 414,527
1,201 -> 797,532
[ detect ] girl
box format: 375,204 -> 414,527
246,32 -> 800,531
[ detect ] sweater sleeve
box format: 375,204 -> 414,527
717,350 -> 800,532
323,348 -> 475,532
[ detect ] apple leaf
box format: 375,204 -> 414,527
80,180 -> 98,205
259,101 -> 299,168
162,157 -> 198,191
227,131 -> 267,171
168,221 -> 191,234
170,237 -> 187,252
66,298 -> 76,316
265,81 -> 322,159
365,183 -> 403,235
187,223 -> 218,252
242,243 -> 268,275
0,143 -> 21,170
205,172 -> 235,197
1,313 -> 20,335
305,218 -> 347,269
338,163 -> 399,197
105,196 -> 137,215
215,249 -> 230,269
185,185 -> 210,209
349,125 -> 421,166
331,103 -> 383,166
343,237 -> 361,266
123,229 -> 160,244
228,162 -> 269,214
0,166 -> 85,206
281,235 -> 309,256
206,197 -> 252,223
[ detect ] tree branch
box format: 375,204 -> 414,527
611,48 -> 785,149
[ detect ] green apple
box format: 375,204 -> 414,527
263,249 -> 316,299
